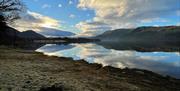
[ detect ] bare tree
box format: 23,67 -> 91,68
0,0 -> 25,46
0,0 -> 25,24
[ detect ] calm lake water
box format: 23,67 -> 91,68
36,43 -> 180,78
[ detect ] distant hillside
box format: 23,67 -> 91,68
96,26 -> 180,42
96,26 -> 180,52
18,30 -> 45,39
0,25 -> 45,45
38,27 -> 75,37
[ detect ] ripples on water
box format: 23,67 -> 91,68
36,43 -> 180,78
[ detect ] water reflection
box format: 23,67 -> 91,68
37,44 -> 75,53
36,43 -> 180,78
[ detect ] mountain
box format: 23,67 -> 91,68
0,25 -> 45,45
38,27 -> 75,37
0,25 -> 20,44
95,26 -> 180,52
18,30 -> 45,39
96,26 -> 180,42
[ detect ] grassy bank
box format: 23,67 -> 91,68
0,46 -> 180,91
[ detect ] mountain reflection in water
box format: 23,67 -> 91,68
36,43 -> 180,78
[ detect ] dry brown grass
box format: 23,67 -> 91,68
0,46 -> 180,91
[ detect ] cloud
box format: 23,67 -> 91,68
76,0 -> 180,36
11,11 -> 60,32
38,27 -> 75,37
76,21 -> 112,36
177,23 -> 180,26
42,4 -> 51,9
58,4 -> 62,8
69,14 -> 76,18
140,18 -> 169,23
69,0 -> 73,5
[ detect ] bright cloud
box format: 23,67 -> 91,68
76,0 -> 180,36
76,21 -> 111,37
11,11 -> 60,32
69,0 -> 73,5
58,4 -> 62,8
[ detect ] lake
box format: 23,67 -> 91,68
36,43 -> 180,79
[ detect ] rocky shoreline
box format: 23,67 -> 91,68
0,46 -> 180,91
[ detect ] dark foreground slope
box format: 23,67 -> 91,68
0,25 -> 45,45
0,46 -> 180,91
0,25 -> 19,45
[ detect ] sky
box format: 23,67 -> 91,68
12,0 -> 180,37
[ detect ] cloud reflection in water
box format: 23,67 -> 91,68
36,43 -> 180,78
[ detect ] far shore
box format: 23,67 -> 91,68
0,46 -> 180,91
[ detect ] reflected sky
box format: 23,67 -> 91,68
36,43 -> 180,78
